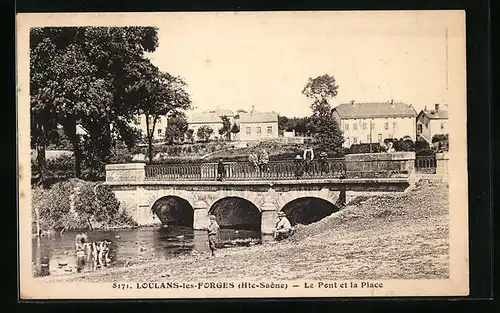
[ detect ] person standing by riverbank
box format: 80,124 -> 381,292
207,215 -> 220,257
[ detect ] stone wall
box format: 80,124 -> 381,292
105,163 -> 145,182
435,152 -> 449,175
344,152 -> 415,178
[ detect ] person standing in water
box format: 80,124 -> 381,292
75,233 -> 87,273
207,215 -> 220,257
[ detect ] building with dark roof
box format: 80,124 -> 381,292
331,100 -> 418,148
416,103 -> 449,144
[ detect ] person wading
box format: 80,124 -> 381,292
207,215 -> 220,257
274,212 -> 293,241
75,233 -> 87,273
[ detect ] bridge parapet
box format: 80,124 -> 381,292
344,152 -> 415,178
105,153 -> 416,183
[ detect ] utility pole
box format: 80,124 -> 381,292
369,120 -> 373,153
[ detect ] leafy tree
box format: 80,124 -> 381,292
230,123 -> 240,135
185,129 -> 194,142
218,115 -> 232,140
197,125 -> 214,142
302,74 -> 343,156
302,74 -> 339,110
165,113 -> 189,144
127,63 -> 191,163
30,27 -> 159,182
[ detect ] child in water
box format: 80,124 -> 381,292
75,233 -> 87,273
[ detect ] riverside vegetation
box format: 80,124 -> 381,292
45,177 -> 449,282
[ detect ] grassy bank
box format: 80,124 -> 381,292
43,178 -> 449,282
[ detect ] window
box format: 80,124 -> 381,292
440,123 -> 444,130
371,121 -> 375,129
378,134 -> 382,141
267,126 -> 272,134
384,122 -> 388,130
137,116 -> 142,124
353,137 -> 357,144
157,129 -> 162,135
353,123 -> 358,130
363,122 -> 367,130
158,117 -> 162,123
256,127 -> 262,135
393,122 -> 397,129
388,133 -> 393,139
246,127 -> 251,135
346,138 -> 350,146
417,124 -> 423,134
345,123 -> 349,131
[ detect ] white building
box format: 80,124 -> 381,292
332,100 -> 418,148
416,103 -> 449,143
233,106 -> 279,141
131,114 -> 169,140
186,108 -> 235,141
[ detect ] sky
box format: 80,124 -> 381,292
147,11 -> 466,118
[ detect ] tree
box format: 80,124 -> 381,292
30,27 -> 159,182
197,126 -> 214,142
302,74 -> 343,156
165,113 -> 189,144
218,115 -> 232,140
185,129 -> 194,142
128,64 -> 191,163
230,123 -> 240,135
302,74 -> 339,110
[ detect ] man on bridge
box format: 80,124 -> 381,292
274,212 -> 293,241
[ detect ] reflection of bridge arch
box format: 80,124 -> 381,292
281,197 -> 340,226
208,197 -> 261,231
151,196 -> 194,227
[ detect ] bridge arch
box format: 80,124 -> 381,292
151,195 -> 194,227
280,197 -> 340,226
208,196 -> 261,231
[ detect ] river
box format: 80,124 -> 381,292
32,226 -> 261,277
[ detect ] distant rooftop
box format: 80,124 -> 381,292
420,104 -> 449,120
333,101 -> 417,119
237,111 -> 278,123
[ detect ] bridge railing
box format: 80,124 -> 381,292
144,158 -> 346,181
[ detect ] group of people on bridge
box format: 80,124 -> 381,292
216,145 -> 334,181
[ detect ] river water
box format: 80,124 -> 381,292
32,226 -> 261,277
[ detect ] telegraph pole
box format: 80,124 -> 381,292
369,120 -> 373,153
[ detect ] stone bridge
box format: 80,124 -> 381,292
104,152 -> 418,236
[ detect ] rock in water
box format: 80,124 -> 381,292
115,235 -> 120,239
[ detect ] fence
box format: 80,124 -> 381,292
145,158 -> 346,181
415,155 -> 436,174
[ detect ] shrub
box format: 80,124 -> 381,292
32,179 -> 136,233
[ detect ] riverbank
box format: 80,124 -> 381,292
43,177 -> 449,282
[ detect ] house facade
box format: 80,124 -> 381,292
233,106 -> 279,141
186,109 -> 235,141
131,114 -> 170,140
332,100 -> 418,148
416,103 -> 449,143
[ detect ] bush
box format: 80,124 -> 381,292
32,179 -> 137,233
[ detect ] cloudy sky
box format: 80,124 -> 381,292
147,11 -> 466,117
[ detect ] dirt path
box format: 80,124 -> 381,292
42,178 -> 449,282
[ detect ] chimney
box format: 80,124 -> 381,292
351,100 -> 355,105
435,103 -> 439,112
390,99 -> 394,106
424,105 -> 427,110
251,105 -> 255,113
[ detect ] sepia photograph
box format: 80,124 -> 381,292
17,11 -> 468,299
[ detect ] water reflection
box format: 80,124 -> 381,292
32,226 -> 261,277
